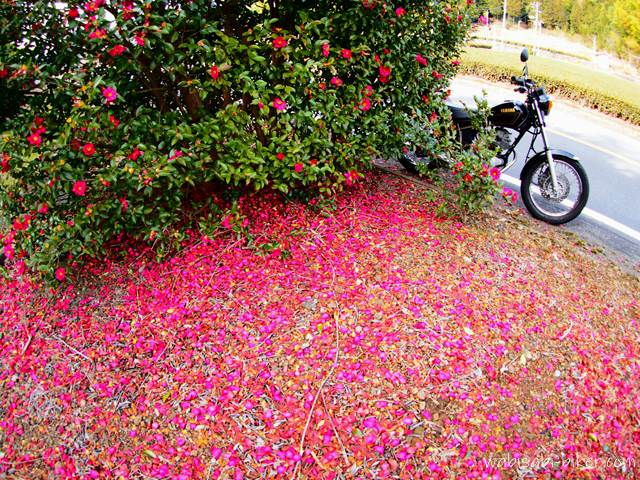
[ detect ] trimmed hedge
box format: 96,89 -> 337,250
460,47 -> 640,126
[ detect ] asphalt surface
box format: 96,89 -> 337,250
448,76 -> 640,265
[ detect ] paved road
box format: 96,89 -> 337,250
449,76 -> 640,263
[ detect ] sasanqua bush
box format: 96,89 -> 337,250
0,0 -> 475,277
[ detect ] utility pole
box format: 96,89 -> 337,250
502,0 -> 507,29
532,2 -> 541,54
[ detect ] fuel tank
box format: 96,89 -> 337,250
489,101 -> 528,129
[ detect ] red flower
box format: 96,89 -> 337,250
1,153 -> 9,173
379,65 -> 391,78
68,7 -> 79,18
322,43 -> 330,57
330,77 -> 343,87
128,147 -> 143,161
108,44 -> 126,57
210,65 -> 219,80
27,132 -> 42,147
109,115 -> 120,128
464,173 -> 473,183
415,54 -> 428,66
276,152 -> 285,161
310,159 -> 318,166
119,197 -> 129,212
134,34 -> 145,46
430,111 -> 437,122
363,85 -> 373,97
395,7 -> 406,16
0,68 -> 8,78
38,202 -> 48,214
55,267 -> 66,282
272,98 -> 287,111
83,143 -> 96,156
432,70 -> 443,80
341,49 -> 352,60
294,163 -> 304,173
318,82 -> 326,91
72,180 -> 87,196
451,59 -> 461,66
273,36 -> 288,49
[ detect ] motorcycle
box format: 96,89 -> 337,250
400,48 -> 589,225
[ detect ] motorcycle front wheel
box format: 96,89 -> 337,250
520,154 -> 589,225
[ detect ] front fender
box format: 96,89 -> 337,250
519,149 -> 580,181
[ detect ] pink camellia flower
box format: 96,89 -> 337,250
89,29 -> 107,40
272,98 -> 287,111
294,163 -> 304,173
272,36 -> 287,49
55,267 -> 66,282
221,215 -> 232,229
102,86 -> 117,103
72,180 -> 87,196
395,7 -> 407,16
82,143 -> 96,156
341,49 -> 352,60
108,44 -> 126,57
210,64 -> 219,80
344,170 -> 359,186
379,65 -> 392,83
415,54 -> 428,66
359,97 -> 371,111
322,43 -> 330,57
27,132 -> 42,147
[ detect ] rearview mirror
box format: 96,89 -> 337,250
520,48 -> 529,63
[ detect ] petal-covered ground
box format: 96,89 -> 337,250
1,173 -> 639,479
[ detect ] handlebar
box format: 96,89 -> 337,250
511,76 -> 535,88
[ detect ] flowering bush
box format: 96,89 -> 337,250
0,0 -> 473,276
449,95 -> 502,214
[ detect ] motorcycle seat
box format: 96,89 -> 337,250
447,104 -> 472,121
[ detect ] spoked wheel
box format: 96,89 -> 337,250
520,154 -> 589,225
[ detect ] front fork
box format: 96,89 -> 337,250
535,104 -> 560,192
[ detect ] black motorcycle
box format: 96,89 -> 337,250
400,48 -> 589,225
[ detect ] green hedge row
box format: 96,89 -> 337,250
459,61 -> 640,126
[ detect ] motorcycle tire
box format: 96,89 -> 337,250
520,154 -> 589,225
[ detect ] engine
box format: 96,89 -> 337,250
494,127 -> 513,152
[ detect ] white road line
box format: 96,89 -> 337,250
502,174 -> 640,243
546,129 -> 640,169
